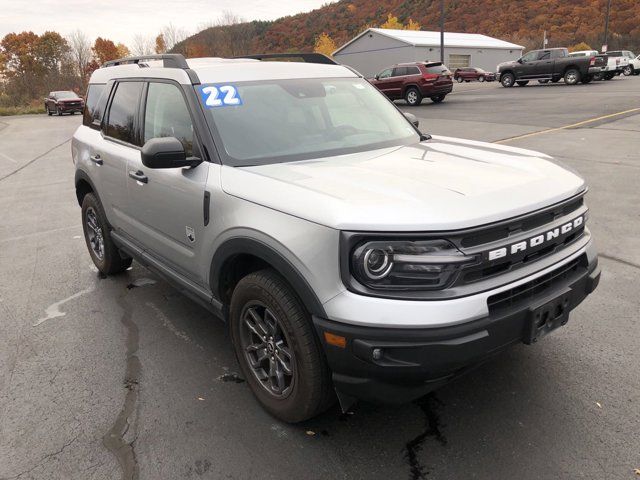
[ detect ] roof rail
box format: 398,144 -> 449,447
235,53 -> 338,65
102,53 -> 189,69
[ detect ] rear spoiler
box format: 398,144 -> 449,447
234,53 -> 338,65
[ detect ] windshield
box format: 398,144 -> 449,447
55,91 -> 77,99
201,77 -> 420,166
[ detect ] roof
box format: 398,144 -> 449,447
90,57 -> 357,85
334,28 -> 524,55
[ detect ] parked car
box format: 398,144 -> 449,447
369,62 -> 453,106
74,53 -> 599,422
497,47 -> 606,86
44,91 -> 84,115
453,67 -> 495,83
607,50 -> 640,76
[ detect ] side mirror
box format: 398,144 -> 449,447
517,58 -> 523,64
141,137 -> 201,169
403,112 -> 419,128
374,74 -> 380,80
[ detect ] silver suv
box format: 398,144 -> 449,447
73,54 -> 600,422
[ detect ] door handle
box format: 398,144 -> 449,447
90,154 -> 103,165
128,170 -> 148,184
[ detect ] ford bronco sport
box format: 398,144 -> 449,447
73,53 -> 600,422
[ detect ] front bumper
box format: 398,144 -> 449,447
314,254 -> 600,404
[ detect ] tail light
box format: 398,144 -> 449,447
422,73 -> 438,83
589,57 -> 596,66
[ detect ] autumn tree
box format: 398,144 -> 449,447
92,37 -> 119,65
380,14 -> 404,30
569,42 -> 592,52
68,30 -> 91,87
115,43 -> 130,58
314,33 -> 337,57
155,34 -> 166,54
405,19 -> 421,31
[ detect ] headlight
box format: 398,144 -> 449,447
351,239 -> 477,291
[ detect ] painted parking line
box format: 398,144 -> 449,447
494,107 -> 640,144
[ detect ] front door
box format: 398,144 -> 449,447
125,81 -> 209,283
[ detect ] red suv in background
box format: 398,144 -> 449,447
369,62 -> 453,106
453,67 -> 496,83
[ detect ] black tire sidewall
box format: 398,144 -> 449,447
229,270 -> 331,423
501,73 -> 514,87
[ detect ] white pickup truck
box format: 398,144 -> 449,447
607,50 -> 640,76
569,50 -> 628,80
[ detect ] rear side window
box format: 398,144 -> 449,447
83,84 -> 106,128
105,82 -> 143,145
406,66 -> 420,75
143,82 -> 194,156
393,67 -> 408,76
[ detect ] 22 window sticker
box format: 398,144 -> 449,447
199,84 -> 243,108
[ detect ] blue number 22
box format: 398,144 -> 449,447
201,85 -> 242,108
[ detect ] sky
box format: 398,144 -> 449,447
0,0 -> 335,46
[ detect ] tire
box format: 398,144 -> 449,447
604,72 -> 614,80
581,75 -> 593,84
622,65 -> 632,76
478,75 -> 485,82
456,76 -> 463,83
564,68 -> 580,85
404,87 -> 422,106
46,105 -> 52,116
501,73 -> 515,87
430,94 -> 445,103
81,193 -> 132,275
593,72 -> 603,81
516,81 -> 529,86
229,269 -> 334,423
56,106 -> 62,116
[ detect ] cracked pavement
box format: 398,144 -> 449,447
1,77 -> 639,479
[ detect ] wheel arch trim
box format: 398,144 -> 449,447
210,236 -> 327,318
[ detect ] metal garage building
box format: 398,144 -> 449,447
333,28 -> 524,77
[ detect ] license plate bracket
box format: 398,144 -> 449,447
524,288 -> 572,345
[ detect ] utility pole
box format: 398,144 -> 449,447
440,0 -> 445,63
603,0 -> 612,52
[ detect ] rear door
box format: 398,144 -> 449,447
125,80 -> 209,282
534,50 -> 553,76
97,80 -> 145,232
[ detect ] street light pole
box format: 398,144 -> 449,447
603,0 -> 612,52
440,0 -> 445,63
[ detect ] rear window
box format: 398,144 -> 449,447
425,64 -> 450,75
105,81 -> 143,145
83,84 -> 107,128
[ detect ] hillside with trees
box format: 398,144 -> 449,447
174,0 -> 640,58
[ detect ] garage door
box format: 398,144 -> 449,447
448,54 -> 471,69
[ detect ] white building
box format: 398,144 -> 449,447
333,28 -> 524,77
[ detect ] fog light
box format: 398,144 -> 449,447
372,348 -> 383,360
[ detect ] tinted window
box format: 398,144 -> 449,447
406,66 -> 420,75
538,51 -> 551,60
144,82 -> 194,156
393,67 -> 408,76
425,64 -> 450,75
105,82 -> 143,145
521,51 -> 538,62
83,84 -> 106,127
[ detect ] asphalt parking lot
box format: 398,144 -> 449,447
1,77 -> 639,480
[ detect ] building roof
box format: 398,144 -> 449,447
334,28 -> 524,55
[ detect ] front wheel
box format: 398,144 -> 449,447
478,75 -> 485,82
430,94 -> 445,103
229,270 -> 334,423
501,73 -> 515,87
404,87 -> 422,106
622,65 -> 632,76
456,76 -> 463,83
564,69 -> 580,85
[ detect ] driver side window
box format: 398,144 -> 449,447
521,52 -> 538,62
144,82 -> 194,156
378,68 -> 393,79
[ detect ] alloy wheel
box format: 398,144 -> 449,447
85,207 -> 104,259
240,303 -> 295,398
406,90 -> 418,104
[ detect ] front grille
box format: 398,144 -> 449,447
487,254 -> 586,313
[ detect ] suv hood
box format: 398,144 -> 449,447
221,135 -> 586,231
